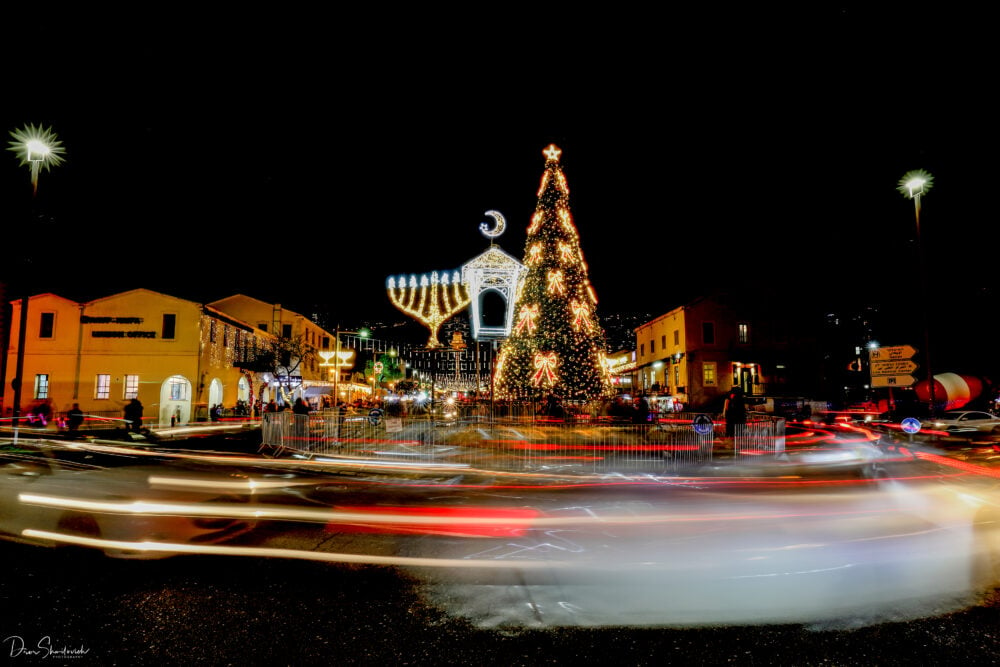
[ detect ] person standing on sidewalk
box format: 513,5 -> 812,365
723,386 -> 746,439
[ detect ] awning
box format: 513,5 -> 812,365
304,385 -> 334,397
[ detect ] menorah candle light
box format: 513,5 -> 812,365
386,271 -> 471,349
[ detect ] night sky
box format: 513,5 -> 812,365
2,9 -> 996,372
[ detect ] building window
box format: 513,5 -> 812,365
169,377 -> 188,400
322,336 -> 330,350
282,324 -> 292,339
124,374 -> 139,399
702,322 -> 715,345
162,314 -> 177,340
703,362 -> 717,386
640,343 -> 645,357
96,374 -> 111,399
650,339 -> 655,353
34,374 -> 49,399
674,329 -> 679,345
737,322 -> 750,344
39,312 -> 55,339
258,322 -> 268,332
223,325 -> 230,348
661,334 -> 666,350
210,320 -> 217,343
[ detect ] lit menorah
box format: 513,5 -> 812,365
386,270 -> 471,349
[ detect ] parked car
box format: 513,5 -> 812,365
920,410 -> 1000,435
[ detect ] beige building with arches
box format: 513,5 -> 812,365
0,288 -> 302,427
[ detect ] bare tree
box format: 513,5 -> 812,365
262,334 -> 316,405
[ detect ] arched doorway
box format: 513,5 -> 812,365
159,375 -> 192,427
209,378 -> 224,412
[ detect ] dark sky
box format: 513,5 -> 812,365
3,10 -> 997,354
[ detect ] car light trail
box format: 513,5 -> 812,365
18,530 -> 572,569
913,451 -> 1000,480
15,493 -> 913,530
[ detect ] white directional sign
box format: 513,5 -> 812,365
870,359 -> 919,376
871,375 -> 917,388
869,345 -> 917,362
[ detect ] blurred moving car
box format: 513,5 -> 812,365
921,410 -> 1000,435
0,442 -> 259,558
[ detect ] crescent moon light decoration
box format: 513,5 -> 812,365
479,210 -> 506,239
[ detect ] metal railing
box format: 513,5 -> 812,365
261,407 -> 786,474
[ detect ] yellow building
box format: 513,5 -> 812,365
0,289 -> 333,426
207,294 -> 339,403
635,291 -> 819,411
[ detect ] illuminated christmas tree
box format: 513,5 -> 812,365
493,144 -> 613,401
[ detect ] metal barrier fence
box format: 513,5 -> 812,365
261,409 -> 786,474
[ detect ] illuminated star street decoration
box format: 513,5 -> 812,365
543,144 -> 562,162
532,351 -> 559,387
387,271 -> 471,349
479,210 -> 506,239
7,123 -> 66,195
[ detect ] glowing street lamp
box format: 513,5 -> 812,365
898,169 -> 936,416
5,124 -> 65,436
7,123 -> 66,196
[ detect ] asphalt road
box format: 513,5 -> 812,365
1,540 -> 998,666
2,427 -> 1000,665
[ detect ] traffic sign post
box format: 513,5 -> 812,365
869,345 -> 918,389
871,375 -> 917,388
870,360 -> 919,376
692,414 -> 713,435
869,345 -> 918,362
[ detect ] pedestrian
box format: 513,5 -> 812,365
67,403 -> 84,432
292,397 -> 310,415
723,386 -> 746,438
36,399 -> 52,427
633,395 -> 651,424
124,398 -> 144,433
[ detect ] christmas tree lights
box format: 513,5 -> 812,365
493,145 -> 613,401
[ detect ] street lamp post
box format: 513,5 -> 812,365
898,170 -> 936,416
5,124 -> 65,437
331,327 -> 368,405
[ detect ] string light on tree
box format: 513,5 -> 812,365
514,303 -> 539,334
532,351 -> 559,388
494,144 -> 613,401
527,244 -> 542,265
